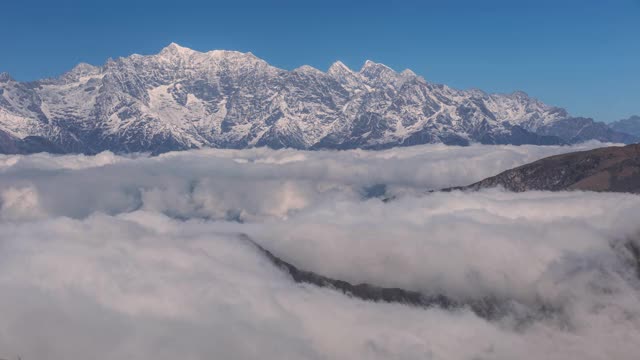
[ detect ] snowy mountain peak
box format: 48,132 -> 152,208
466,88 -> 487,97
400,69 -> 418,78
293,65 -> 323,74
360,60 -> 394,73
328,61 -> 352,73
0,45 -> 636,155
0,72 -> 15,82
328,61 -> 356,78
160,42 -> 195,55
327,61 -> 362,88
65,63 -> 101,78
510,90 -> 530,99
359,60 -> 401,84
206,49 -> 255,58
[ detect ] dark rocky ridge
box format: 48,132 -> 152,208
448,143 -> 640,193
0,129 -> 64,154
241,232 -> 640,325
239,234 -> 558,322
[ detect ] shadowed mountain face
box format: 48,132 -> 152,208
0,129 -> 64,154
0,43 -> 637,154
538,117 -> 638,144
452,144 -> 640,193
610,116 -> 640,138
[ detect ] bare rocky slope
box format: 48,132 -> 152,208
451,143 -> 640,193
1,43 -> 636,154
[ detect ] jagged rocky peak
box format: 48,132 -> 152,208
398,68 -> 422,85
159,42 -> 196,56
359,60 -> 418,87
360,59 -> 393,70
359,59 -> 396,78
153,42 -> 201,66
70,62 -> 100,74
328,60 -> 353,74
327,61 -> 361,86
400,68 -> 417,78
293,65 -> 324,75
0,72 -> 15,82
157,43 -> 260,63
0,44 -> 637,155
510,90 -> 530,99
61,63 -> 102,81
161,44 -> 269,74
504,91 -> 550,109
205,49 -> 262,62
466,88 -> 488,97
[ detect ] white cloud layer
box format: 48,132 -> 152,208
1,142 -> 639,360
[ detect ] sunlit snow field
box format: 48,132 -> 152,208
1,142 -> 640,360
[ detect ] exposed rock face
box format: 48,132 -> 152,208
1,43 -> 636,154
453,144 -> 640,193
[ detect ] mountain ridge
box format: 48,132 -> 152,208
447,143 -> 640,193
610,115 -> 640,138
0,43 -> 636,154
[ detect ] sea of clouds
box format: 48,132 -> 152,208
1,142 -> 639,360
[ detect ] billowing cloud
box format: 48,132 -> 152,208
0,142 -> 639,360
0,141 -> 610,221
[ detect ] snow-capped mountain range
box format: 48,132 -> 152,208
0,43 -> 636,154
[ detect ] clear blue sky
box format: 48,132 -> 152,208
1,0 -> 638,122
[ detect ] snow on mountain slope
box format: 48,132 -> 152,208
0,43 -> 635,154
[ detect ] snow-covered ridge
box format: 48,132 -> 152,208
0,43 -> 635,154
